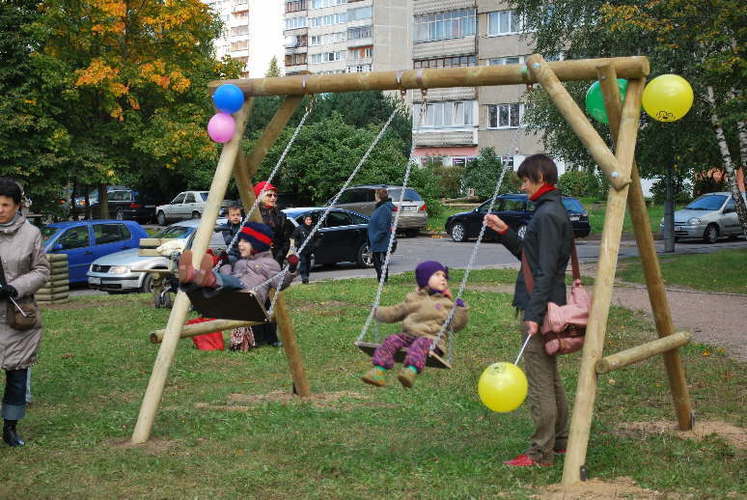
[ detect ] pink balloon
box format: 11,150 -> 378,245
207,112 -> 236,143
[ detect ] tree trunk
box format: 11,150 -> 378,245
733,89 -> 747,192
84,186 -> 91,220
706,86 -> 747,238
663,164 -> 675,252
98,184 -> 110,219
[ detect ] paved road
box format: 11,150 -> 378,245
70,235 -> 747,296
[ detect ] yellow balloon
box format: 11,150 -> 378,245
478,362 -> 528,413
642,74 -> 694,122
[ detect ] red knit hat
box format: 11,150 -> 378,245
237,221 -> 274,252
253,181 -> 277,198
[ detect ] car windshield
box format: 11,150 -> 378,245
562,198 -> 585,213
154,226 -> 193,239
685,195 -> 726,211
41,226 -> 60,242
388,188 -> 422,202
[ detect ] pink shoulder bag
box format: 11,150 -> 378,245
522,239 -> 590,356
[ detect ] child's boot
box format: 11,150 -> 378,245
361,366 -> 388,387
397,365 -> 418,388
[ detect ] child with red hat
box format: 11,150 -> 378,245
361,260 -> 468,388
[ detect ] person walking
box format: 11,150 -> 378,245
291,215 -> 316,284
0,178 -> 50,447
484,154 -> 573,467
367,188 -> 394,283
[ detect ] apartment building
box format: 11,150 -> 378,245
410,0 -> 548,172
205,0 -> 284,78
282,0 -> 411,76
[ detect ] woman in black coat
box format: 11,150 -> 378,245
485,154 -> 573,467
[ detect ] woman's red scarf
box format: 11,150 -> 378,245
529,183 -> 557,201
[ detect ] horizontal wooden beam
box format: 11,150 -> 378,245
596,331 -> 692,374
149,318 -> 267,344
209,56 -> 649,96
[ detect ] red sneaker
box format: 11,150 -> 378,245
503,453 -> 552,467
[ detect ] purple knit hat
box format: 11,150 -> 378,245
415,260 -> 448,288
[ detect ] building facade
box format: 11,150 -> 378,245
282,0 -> 411,76
205,0 -> 284,78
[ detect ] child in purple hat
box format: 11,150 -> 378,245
362,260 -> 468,388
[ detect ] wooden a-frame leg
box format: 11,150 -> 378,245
560,76 -> 645,485
597,68 -> 693,431
130,101 -> 253,444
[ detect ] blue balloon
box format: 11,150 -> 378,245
212,84 -> 245,114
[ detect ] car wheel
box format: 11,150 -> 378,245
703,224 -> 719,244
357,242 -> 374,268
517,225 -> 527,239
115,209 -> 124,221
450,222 -> 467,242
157,211 -> 166,226
191,211 -> 201,219
139,273 -> 155,294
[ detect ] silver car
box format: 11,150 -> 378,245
87,219 -> 227,293
331,185 -> 427,236
155,191 -> 234,225
660,192 -> 747,243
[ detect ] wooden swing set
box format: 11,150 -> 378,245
131,54 -> 694,486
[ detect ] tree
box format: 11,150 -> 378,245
514,0 -> 747,236
30,0 -> 242,215
462,148 -> 520,199
265,56 -> 280,78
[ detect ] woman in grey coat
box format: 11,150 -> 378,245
0,179 -> 50,446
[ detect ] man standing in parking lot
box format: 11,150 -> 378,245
368,188 -> 394,283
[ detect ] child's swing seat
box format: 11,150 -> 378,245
353,341 -> 451,369
186,288 -> 270,323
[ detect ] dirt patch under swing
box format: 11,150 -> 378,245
615,419 -> 747,450
109,438 -> 178,454
535,476 -> 661,499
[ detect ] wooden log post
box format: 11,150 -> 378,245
131,100 -> 253,444
149,318 -> 267,343
274,293 -> 311,397
554,69 -> 645,485
596,331 -> 691,374
598,66 -> 694,431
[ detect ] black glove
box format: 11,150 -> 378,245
0,284 -> 18,300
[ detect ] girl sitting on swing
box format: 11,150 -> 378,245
361,261 -> 468,388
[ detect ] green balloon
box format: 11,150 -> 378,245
585,79 -> 629,124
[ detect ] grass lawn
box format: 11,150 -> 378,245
2,270 -> 744,498
581,198 -> 676,237
427,205 -> 471,233
618,248 -> 747,294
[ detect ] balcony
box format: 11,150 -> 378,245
285,0 -> 307,14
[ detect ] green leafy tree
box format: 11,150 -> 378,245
265,56 -> 280,78
462,148 -> 520,199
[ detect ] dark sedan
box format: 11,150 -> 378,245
445,194 -> 591,242
283,207 -> 396,268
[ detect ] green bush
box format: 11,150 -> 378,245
650,177 -> 692,204
558,169 -> 603,198
431,164 -> 465,198
463,147 -> 520,198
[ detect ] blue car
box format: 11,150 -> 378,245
41,220 -> 149,283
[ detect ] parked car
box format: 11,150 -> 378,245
282,207 -> 396,268
659,191 -> 747,243
155,191 -> 234,225
330,185 -> 427,236
86,219 -> 227,293
41,220 -> 149,283
445,194 -> 591,242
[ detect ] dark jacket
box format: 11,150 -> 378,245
215,221 -> 241,260
367,199 -> 394,253
497,189 -> 572,325
259,204 -> 293,265
291,223 -> 317,255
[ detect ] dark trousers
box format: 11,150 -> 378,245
298,252 -> 312,282
3,368 -> 28,421
372,251 -> 388,283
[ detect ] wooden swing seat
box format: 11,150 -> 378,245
186,288 -> 270,322
354,341 -> 451,369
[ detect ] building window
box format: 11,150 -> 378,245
310,32 -> 345,45
348,45 -> 372,61
311,0 -> 346,8
487,103 -> 523,128
487,56 -> 523,65
311,51 -> 344,64
414,55 -> 477,69
413,101 -> 476,128
414,9 -> 476,44
286,34 -> 308,48
347,64 -> 372,73
285,16 -> 307,30
500,156 -> 515,169
347,6 -> 372,21
230,25 -> 248,37
347,25 -> 372,40
487,10 -> 522,36
285,0 -> 306,13
233,10 -> 248,18
309,12 -> 346,27
230,40 -> 248,51
285,53 -> 307,66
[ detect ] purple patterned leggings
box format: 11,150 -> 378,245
372,334 -> 433,373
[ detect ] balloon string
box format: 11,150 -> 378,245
514,334 -> 532,365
